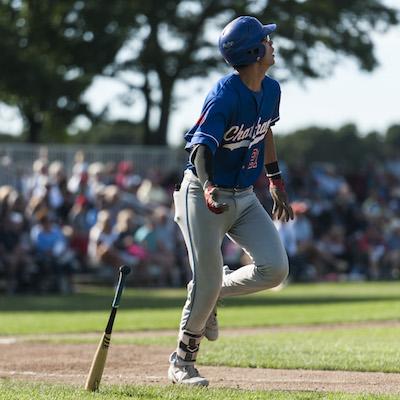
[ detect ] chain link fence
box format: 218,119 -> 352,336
0,143 -> 188,186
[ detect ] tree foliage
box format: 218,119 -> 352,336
115,0 -> 398,145
0,0 -> 138,142
68,120 -> 144,145
0,0 -> 398,144
275,123 -> 395,169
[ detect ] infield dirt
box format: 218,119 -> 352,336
1,324 -> 400,396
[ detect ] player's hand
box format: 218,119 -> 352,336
269,178 -> 294,222
204,182 -> 229,214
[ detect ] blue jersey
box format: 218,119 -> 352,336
184,72 -> 281,188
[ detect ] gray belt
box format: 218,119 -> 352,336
217,186 -> 253,193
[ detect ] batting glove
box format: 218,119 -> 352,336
204,181 -> 229,214
269,178 -> 294,222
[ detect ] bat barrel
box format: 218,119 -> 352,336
84,266 -> 131,391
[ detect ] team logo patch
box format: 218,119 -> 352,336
223,41 -> 235,49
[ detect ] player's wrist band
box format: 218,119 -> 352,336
266,171 -> 282,178
265,161 -> 281,179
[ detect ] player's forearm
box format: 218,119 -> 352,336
264,127 -> 278,164
264,127 -> 281,179
192,144 -> 214,188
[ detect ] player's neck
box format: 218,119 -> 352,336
237,65 -> 268,92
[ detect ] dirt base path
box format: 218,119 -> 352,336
1,341 -> 400,395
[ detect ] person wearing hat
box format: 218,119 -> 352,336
168,15 -> 294,386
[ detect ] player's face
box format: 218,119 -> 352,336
261,35 -> 275,67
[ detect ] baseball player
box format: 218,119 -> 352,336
168,16 -> 294,386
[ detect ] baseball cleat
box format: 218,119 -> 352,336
168,352 -> 209,386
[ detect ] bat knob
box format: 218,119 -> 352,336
119,265 -> 131,276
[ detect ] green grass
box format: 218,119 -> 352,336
2,283 -> 400,399
0,382 -> 397,400
1,282 -> 400,335
200,326 -> 400,372
35,325 -> 400,373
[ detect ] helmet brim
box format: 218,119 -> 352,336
262,23 -> 277,36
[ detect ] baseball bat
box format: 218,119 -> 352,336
85,265 -> 131,391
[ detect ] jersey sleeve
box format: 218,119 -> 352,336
185,94 -> 233,154
270,83 -> 281,127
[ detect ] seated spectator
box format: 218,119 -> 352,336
68,195 -> 93,266
24,158 -> 49,199
48,161 -> 74,223
113,209 -> 148,282
115,161 -> 140,190
316,225 -> 350,280
0,189 -> 36,294
30,210 -> 76,293
114,209 -> 142,252
102,185 -> 122,223
134,207 -> 178,286
274,201 -> 322,282
87,162 -> 106,203
137,169 -> 169,207
67,150 -> 89,195
88,210 -> 137,276
103,161 -> 117,185
355,223 -> 386,280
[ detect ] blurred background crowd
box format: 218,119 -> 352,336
1,148 -> 400,295
0,1 -> 399,295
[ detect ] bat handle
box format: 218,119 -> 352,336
111,265 -> 131,308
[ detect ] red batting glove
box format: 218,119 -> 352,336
204,182 -> 229,214
269,177 -> 294,222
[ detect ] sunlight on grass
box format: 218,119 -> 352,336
0,382 -> 398,400
1,282 -> 400,335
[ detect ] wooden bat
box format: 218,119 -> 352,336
85,265 -> 131,391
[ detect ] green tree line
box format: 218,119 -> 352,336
275,123 -> 400,168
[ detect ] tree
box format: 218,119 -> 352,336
385,124 -> 400,152
275,124 -> 365,167
112,0 -> 398,145
0,1 -> 398,144
0,0 -> 138,143
69,119 -> 144,145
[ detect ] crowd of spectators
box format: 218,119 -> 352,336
0,150 -> 400,294
0,152 -> 186,294
273,159 -> 400,283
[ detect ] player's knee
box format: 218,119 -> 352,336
195,270 -> 222,296
257,256 -> 289,288
273,260 -> 289,286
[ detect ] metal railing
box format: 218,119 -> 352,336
0,143 -> 188,185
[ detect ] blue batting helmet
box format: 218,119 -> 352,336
218,16 -> 276,67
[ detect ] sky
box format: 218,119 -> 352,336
0,15 -> 399,146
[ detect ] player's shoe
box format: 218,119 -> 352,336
204,306 -> 218,341
168,352 -> 209,386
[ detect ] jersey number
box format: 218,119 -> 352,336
248,148 -> 259,169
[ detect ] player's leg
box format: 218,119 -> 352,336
169,172 -> 232,383
220,191 -> 289,298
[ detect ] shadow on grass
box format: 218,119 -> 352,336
1,289 -> 400,312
